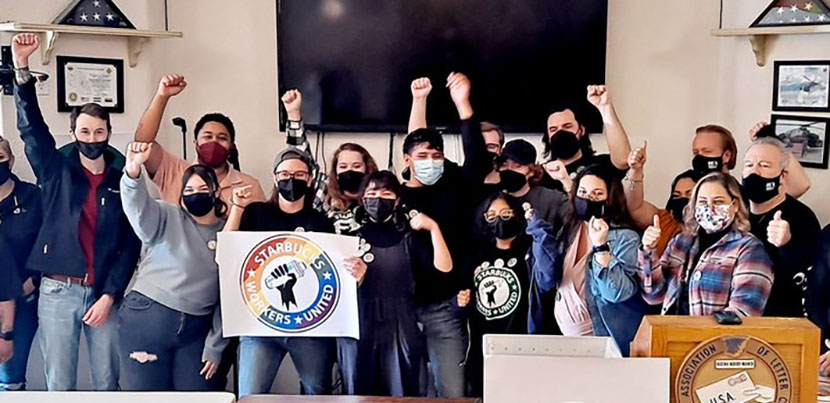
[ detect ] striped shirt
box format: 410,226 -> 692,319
638,230 -> 774,317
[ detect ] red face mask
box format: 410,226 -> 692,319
197,142 -> 230,168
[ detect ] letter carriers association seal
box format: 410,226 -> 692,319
675,335 -> 792,403
239,234 -> 340,333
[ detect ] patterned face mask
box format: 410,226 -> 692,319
694,201 -> 735,234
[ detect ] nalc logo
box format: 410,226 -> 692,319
239,234 -> 340,332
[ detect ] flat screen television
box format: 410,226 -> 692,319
277,0 -> 608,133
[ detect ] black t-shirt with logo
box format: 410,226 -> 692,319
239,201 -> 335,233
539,152 -> 626,193
467,237 -> 531,336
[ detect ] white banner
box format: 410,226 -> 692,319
217,231 -> 359,339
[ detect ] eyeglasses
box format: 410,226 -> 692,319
484,208 -> 515,223
276,171 -> 310,181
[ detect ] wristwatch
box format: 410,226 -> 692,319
592,243 -> 610,253
0,330 -> 13,341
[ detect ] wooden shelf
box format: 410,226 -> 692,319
711,25 -> 830,67
0,22 -> 182,67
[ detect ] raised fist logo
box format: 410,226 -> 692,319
265,260 -> 308,310
483,280 -> 498,307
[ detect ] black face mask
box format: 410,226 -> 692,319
665,197 -> 689,222
337,170 -> 365,194
548,130 -> 581,160
692,154 -> 723,177
76,140 -> 108,160
278,178 -> 308,202
182,192 -> 215,217
364,197 -> 396,223
0,161 -> 11,185
499,169 -> 527,193
574,196 -> 605,221
742,173 -> 781,204
490,217 -> 523,240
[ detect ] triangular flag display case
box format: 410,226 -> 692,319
53,0 -> 135,29
751,0 -> 830,27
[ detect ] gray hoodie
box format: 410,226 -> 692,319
120,173 -> 228,363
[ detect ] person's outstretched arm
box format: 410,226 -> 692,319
408,77 -> 432,133
623,141 -> 659,230
134,74 -> 188,176
281,89 -> 326,210
587,85 -> 632,170
12,33 -> 64,184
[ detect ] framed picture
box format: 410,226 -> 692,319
770,114 -> 829,169
772,60 -> 830,113
56,55 -> 124,113
751,0 -> 830,28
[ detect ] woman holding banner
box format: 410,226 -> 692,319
118,142 -> 229,391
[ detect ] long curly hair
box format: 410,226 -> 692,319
325,143 -> 378,212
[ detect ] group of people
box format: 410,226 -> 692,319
2,31 -> 830,398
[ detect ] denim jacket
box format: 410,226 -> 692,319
527,216 -> 649,355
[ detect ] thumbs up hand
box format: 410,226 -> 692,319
627,140 -> 647,172
642,214 -> 662,252
767,210 -> 791,247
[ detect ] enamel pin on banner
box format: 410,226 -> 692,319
217,231 -> 359,339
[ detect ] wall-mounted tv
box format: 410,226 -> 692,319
277,0 -> 608,133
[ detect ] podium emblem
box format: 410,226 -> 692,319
675,335 -> 792,403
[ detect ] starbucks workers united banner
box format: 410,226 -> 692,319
217,231 -> 360,339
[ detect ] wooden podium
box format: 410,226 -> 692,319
631,316 -> 820,403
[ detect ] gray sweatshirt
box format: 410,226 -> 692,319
120,173 -> 228,364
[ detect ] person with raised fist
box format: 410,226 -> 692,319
351,171 -> 450,397
399,72 -> 491,398
741,137 -> 820,318
526,164 -> 648,356
223,148 -> 337,397
622,139 -> 695,256
539,85 -> 632,193
0,135 -> 42,391
638,172 -> 774,317
118,142 -> 229,391
133,74 -> 265,206
10,33 -> 141,391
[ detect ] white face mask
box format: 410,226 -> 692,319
413,159 -> 444,186
694,202 -> 734,233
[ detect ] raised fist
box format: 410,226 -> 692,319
446,72 -> 471,106
232,185 -> 255,208
157,74 -> 187,98
11,33 -> 39,68
125,142 -> 153,178
281,89 -> 303,121
587,85 -> 610,108
642,215 -> 662,252
411,77 -> 432,99
587,217 -> 609,247
749,121 -> 770,141
410,212 -> 437,232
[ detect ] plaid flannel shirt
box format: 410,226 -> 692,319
286,120 -> 328,211
637,230 -> 774,317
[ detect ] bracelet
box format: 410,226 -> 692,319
232,203 -> 246,209
592,243 -> 610,253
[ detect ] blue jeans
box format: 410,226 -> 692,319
118,292 -> 219,391
416,297 -> 467,398
37,277 -> 119,391
0,292 -> 38,390
238,336 -> 333,397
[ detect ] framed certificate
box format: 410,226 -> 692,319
56,56 -> 124,113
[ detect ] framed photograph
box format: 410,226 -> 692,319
770,114 -> 829,169
772,60 -> 830,112
56,55 -> 124,113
